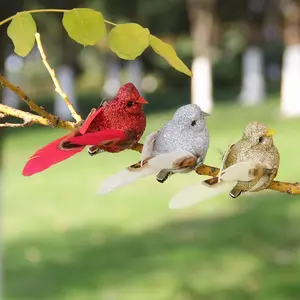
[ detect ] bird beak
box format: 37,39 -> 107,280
265,128 -> 276,137
136,96 -> 148,104
203,111 -> 210,117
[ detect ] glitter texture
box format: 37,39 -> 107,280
152,104 -> 210,166
224,121 -> 280,192
85,83 -> 146,152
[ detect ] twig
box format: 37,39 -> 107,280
0,74 -> 54,120
0,103 -> 50,127
195,164 -> 220,177
0,102 -> 76,130
35,32 -> 82,123
0,121 -> 33,128
0,74 -> 77,130
131,143 -> 144,153
267,180 -> 300,195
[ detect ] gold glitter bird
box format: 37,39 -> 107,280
169,121 -> 281,209
205,121 -> 280,197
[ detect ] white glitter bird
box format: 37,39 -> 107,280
98,104 -> 210,195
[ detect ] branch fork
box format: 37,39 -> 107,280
0,32 -> 81,130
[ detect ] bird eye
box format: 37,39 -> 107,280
191,120 -> 197,126
258,136 -> 264,143
127,101 -> 134,107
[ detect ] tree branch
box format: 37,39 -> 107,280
0,103 -> 51,127
267,180 -> 300,195
195,164 -> 220,177
131,142 -> 143,153
0,121 -> 33,128
131,142 -> 300,195
35,32 -> 82,123
0,76 -> 77,130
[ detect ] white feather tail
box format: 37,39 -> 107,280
169,159 -> 263,209
98,151 -> 194,196
141,132 -> 157,166
169,181 -> 236,209
98,166 -> 156,195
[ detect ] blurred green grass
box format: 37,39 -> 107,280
3,97 -> 300,300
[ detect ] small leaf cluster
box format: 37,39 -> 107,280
3,8 -> 191,77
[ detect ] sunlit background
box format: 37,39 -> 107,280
2,0 -> 300,299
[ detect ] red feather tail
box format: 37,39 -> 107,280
22,134 -> 85,176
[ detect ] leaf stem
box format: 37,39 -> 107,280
0,9 -> 69,26
104,20 -> 117,26
0,9 -> 117,28
35,32 -> 82,123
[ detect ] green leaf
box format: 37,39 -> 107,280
109,23 -> 150,60
63,8 -> 106,46
7,12 -> 37,57
149,35 -> 192,77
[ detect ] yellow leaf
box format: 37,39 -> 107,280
7,12 -> 37,57
149,35 -> 192,77
109,23 -> 150,60
63,8 -> 106,46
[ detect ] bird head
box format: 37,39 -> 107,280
173,104 -> 210,131
116,83 -> 148,114
243,121 -> 276,148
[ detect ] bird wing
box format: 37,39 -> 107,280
127,131 -> 157,170
218,160 -> 259,182
247,165 -> 278,192
172,155 -> 198,171
79,106 -> 103,134
67,129 -> 127,146
141,131 -> 157,165
130,149 -> 194,172
202,160 -> 259,187
147,151 -> 194,170
218,143 -> 235,180
247,176 -> 269,192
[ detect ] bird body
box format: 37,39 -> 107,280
152,105 -> 210,159
221,122 -> 280,196
99,104 -> 210,195
22,83 -> 148,176
149,104 -> 210,181
169,121 -> 280,209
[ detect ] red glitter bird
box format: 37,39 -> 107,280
22,83 -> 148,176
